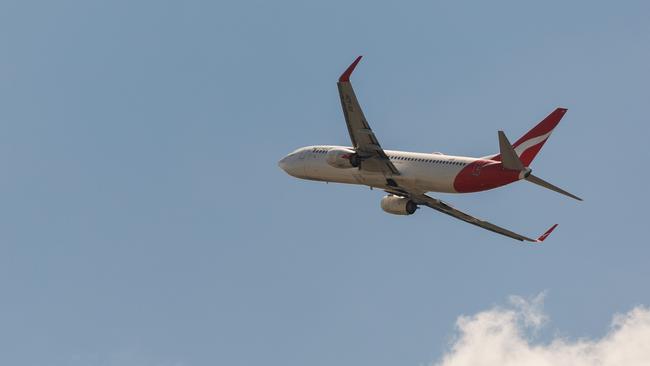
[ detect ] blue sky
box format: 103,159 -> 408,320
0,1 -> 649,365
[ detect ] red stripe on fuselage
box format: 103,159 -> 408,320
454,160 -> 520,193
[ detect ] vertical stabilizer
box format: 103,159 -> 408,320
493,108 -> 568,166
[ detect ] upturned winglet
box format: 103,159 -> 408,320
535,224 -> 558,243
339,56 -> 363,82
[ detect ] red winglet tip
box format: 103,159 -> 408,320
536,224 -> 558,243
339,56 -> 363,82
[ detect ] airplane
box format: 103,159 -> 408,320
278,56 -> 581,242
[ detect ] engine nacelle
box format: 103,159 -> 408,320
326,148 -> 359,169
380,195 -> 418,215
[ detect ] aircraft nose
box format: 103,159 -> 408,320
278,154 -> 303,177
278,156 -> 289,172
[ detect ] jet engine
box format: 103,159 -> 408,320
380,195 -> 418,215
326,148 -> 360,168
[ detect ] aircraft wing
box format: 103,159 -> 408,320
337,56 -> 399,175
389,190 -> 557,242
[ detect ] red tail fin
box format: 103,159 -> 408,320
494,108 -> 567,166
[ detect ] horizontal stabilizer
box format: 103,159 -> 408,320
498,130 -> 582,201
526,174 -> 583,201
498,131 -> 525,170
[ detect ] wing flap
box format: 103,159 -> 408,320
411,193 -> 553,243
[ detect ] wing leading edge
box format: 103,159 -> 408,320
337,56 -> 399,175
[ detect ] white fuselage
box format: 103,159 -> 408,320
278,145 -> 480,193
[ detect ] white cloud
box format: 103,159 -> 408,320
434,294 -> 650,366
